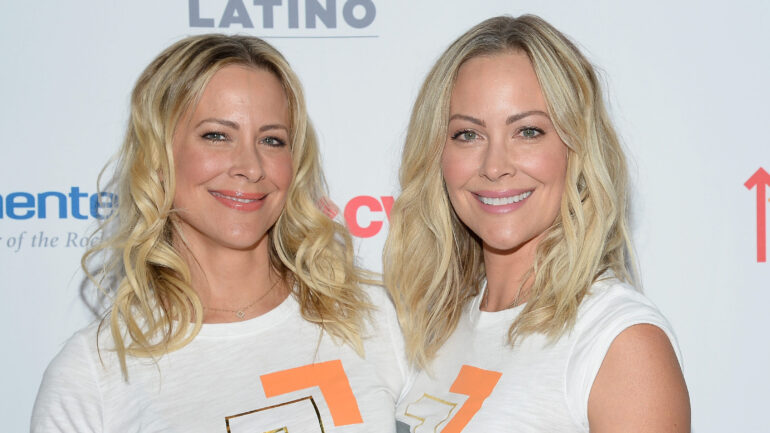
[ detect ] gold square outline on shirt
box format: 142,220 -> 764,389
225,395 -> 325,433
403,393 -> 458,433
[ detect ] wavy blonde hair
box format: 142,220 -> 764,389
384,15 -> 635,369
85,34 -> 372,376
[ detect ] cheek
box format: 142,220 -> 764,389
174,148 -> 224,187
531,150 -> 569,224
441,147 -> 474,191
548,151 -> 569,191
525,145 -> 569,188
270,152 -> 294,190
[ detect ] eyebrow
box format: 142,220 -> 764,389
506,110 -> 549,124
196,118 -> 239,129
448,114 -> 485,127
259,124 -> 289,133
196,118 -> 288,133
448,110 -> 550,127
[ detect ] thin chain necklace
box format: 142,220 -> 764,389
202,278 -> 281,320
481,285 -> 526,311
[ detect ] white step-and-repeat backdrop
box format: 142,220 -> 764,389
1,1 -> 768,431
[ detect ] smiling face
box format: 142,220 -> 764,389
442,51 -> 568,255
171,64 -> 292,252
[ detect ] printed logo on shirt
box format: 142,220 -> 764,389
402,365 -> 501,433
225,360 -> 362,432
226,396 -> 325,432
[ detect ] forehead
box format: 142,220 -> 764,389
187,64 -> 288,118
451,51 -> 546,111
204,64 -> 284,99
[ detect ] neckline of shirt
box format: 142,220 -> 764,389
468,282 -> 527,329
467,274 -> 623,329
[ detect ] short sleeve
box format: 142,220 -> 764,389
564,282 -> 683,429
31,330 -> 103,433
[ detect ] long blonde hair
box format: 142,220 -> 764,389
85,34 -> 372,376
384,15 -> 635,369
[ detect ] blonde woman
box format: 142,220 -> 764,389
386,16 -> 690,432
31,35 -> 405,432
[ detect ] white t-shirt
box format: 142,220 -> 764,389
395,278 -> 683,433
32,287 -> 407,433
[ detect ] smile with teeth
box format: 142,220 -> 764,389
476,191 -> 532,206
210,191 -> 263,203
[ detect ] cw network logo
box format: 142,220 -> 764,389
745,167 -> 769,263
321,195 -> 391,238
189,0 -> 377,36
342,195 -> 392,238
0,187 -> 116,220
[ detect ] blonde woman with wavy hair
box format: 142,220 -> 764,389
388,15 -> 689,432
32,34 -> 405,433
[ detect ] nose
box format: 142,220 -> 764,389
229,142 -> 265,182
479,135 -> 515,181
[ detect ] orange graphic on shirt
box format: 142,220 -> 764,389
441,365 -> 502,432
404,365 -> 502,432
260,360 -> 363,426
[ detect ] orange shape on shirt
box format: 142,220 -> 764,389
442,365 -> 502,432
260,360 -> 363,426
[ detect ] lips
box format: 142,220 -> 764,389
209,190 -> 266,211
473,189 -> 532,213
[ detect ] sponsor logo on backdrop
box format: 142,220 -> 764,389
0,187 -> 116,220
745,167 -> 769,263
189,0 -> 377,35
0,187 -> 114,253
343,195 -> 392,238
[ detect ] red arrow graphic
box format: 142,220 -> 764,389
745,167 -> 770,263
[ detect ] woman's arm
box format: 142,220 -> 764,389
588,324 -> 690,433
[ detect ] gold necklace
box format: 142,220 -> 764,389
482,286 -> 525,311
202,278 -> 281,320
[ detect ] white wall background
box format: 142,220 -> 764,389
1,1 -> 768,431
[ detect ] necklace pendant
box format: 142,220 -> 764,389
236,310 -> 246,319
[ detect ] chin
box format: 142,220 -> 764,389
220,238 -> 267,251
482,241 -> 523,254
217,229 -> 271,251
478,230 -> 541,255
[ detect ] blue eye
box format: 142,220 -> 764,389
261,136 -> 287,147
519,127 -> 543,138
202,131 -> 227,142
451,130 -> 479,141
